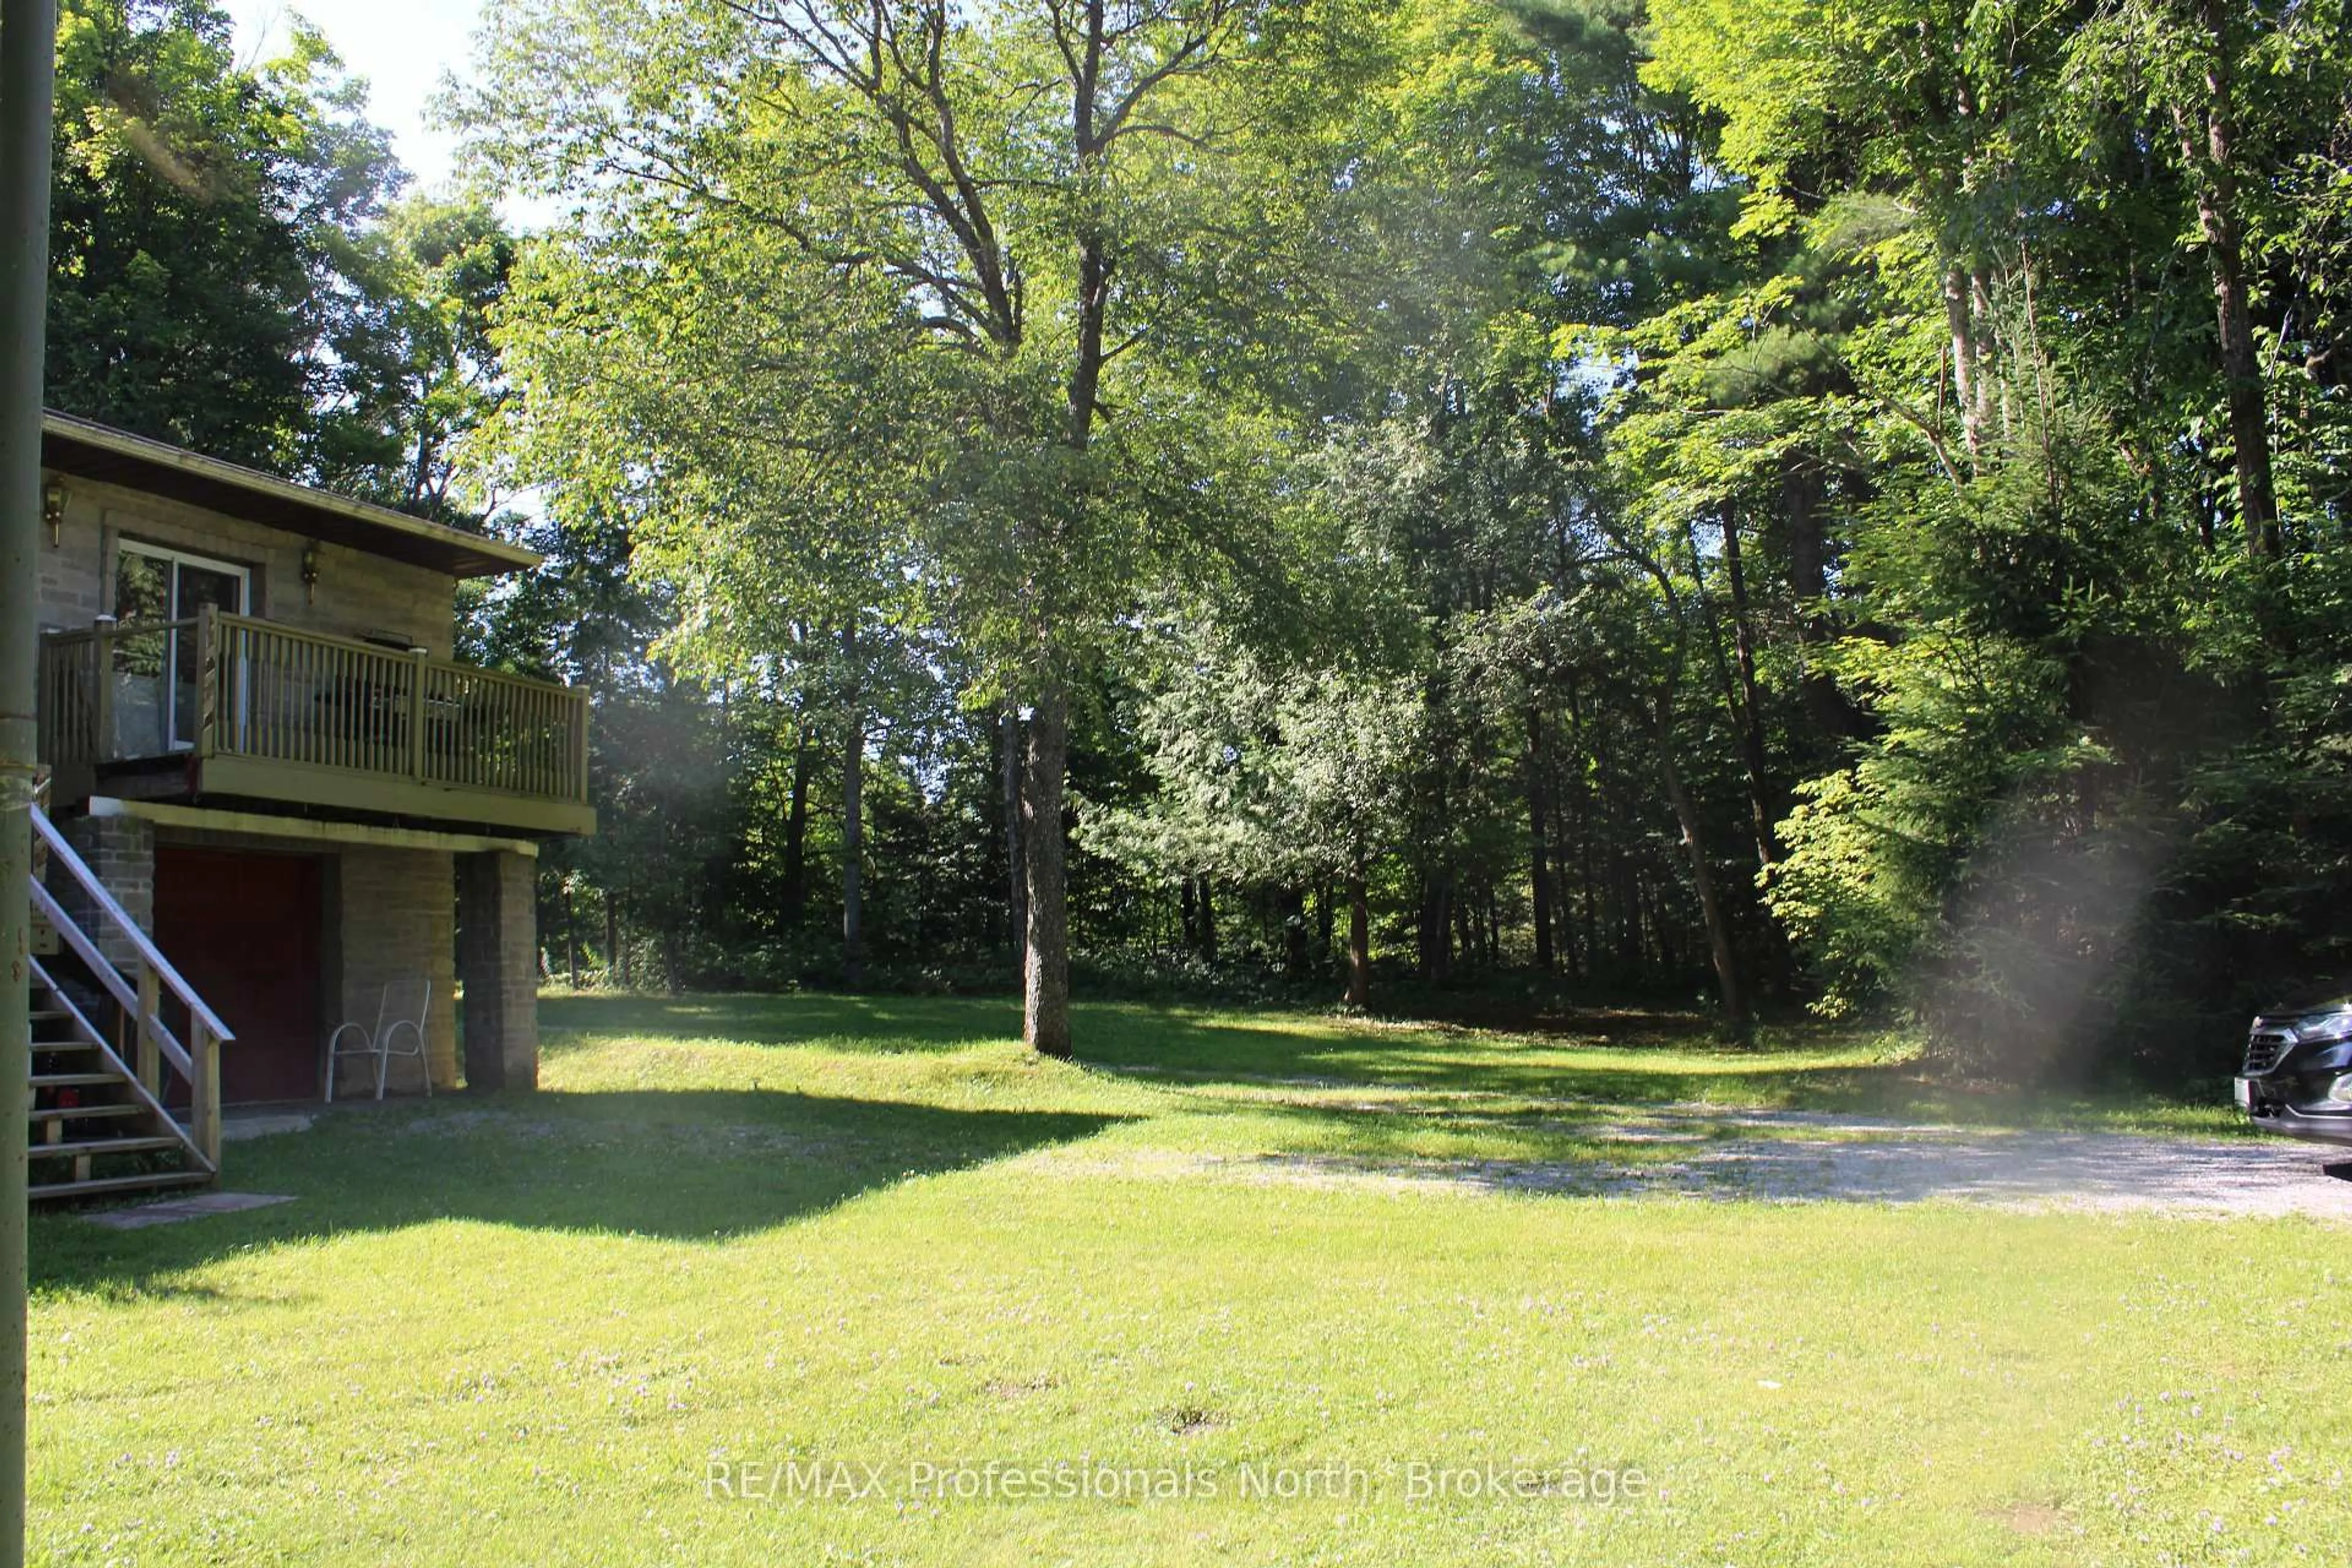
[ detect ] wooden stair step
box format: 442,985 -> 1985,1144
28,1010 -> 70,1023
28,1105 -> 141,1123
31,1072 -> 127,1088
31,1170 -> 211,1202
28,1136 -> 187,1159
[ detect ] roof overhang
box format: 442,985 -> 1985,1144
41,411 -> 543,580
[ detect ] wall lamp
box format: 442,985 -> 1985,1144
301,543 -> 321,605
42,479 -> 64,546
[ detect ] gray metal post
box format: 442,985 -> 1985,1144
0,0 -> 57,1562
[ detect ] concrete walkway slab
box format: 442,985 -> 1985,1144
83,1193 -> 295,1230
222,1111 -> 315,1142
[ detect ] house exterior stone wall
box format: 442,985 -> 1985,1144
47,816 -> 461,1099
331,846 -> 460,1094
36,473 -> 455,655
458,850 -> 540,1091
55,813 -> 154,974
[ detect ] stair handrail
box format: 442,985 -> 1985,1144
30,768 -> 47,880
30,805 -> 233,1045
27,955 -> 216,1177
30,805 -> 229,1167
29,881 -> 195,1081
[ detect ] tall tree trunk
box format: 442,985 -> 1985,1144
1722,508 -> 1801,997
840,703 -> 865,987
1196,875 -> 1218,961
1000,700 -> 1024,964
564,878 -> 579,989
1563,680 -> 1593,981
1659,739 -> 1751,1042
1345,867 -> 1371,1009
2171,0 -> 2278,559
1419,873 -> 1450,982
1526,706 -> 1555,972
1316,880 -> 1334,967
1587,703 -> 1642,977
1021,683 -> 1072,1057
1684,521 -> 1773,873
614,897 -> 630,990
1282,886 -> 1308,976
781,723 -> 814,925
1179,874 -> 1198,953
1944,262 -> 1985,459
603,895 -> 617,990
1718,508 -> 1781,868
1616,853 -> 1642,977
1779,456 -> 1864,744
1018,12 -> 1116,1058
1972,270 -> 2006,444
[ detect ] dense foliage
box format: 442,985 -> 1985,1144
47,0 -> 2352,1085
46,0 -> 510,513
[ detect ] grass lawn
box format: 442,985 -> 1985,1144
30,994 -> 2345,1566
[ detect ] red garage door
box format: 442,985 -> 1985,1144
153,846 -> 325,1104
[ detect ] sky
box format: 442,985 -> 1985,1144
227,0 -> 491,199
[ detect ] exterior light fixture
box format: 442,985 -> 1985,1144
301,543 -> 321,605
42,479 -> 64,546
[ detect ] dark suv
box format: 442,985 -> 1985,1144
2237,987 -> 2352,1145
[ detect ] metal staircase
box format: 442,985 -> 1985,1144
25,804 -> 225,1201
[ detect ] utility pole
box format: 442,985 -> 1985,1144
0,1 -> 57,1563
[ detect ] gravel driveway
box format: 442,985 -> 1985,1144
1450,1117 -> 2352,1217
1074,1111 -> 2352,1219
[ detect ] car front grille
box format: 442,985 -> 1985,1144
2244,1031 -> 2293,1075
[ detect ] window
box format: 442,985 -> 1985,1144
111,541 -> 249,753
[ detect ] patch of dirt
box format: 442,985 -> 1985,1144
1992,1502 -> 2071,1537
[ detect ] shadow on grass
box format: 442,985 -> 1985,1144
538,992 -> 1024,1054
535,990 -> 1916,1109
1077,1019 -> 1909,1109
35,1088 -> 1122,1296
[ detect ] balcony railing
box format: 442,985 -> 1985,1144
39,609 -> 593,835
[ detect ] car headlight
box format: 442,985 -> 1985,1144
2331,1074 -> 2352,1106
2293,1009 -> 2352,1046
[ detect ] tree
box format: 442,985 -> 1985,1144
412,0 -> 2352,1091
47,0 -> 401,469
309,198 -> 517,523
465,0 -> 1373,1053
1632,0 -> 2352,1080
1092,612 -> 1421,1007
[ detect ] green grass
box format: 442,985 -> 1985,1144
30,993 -> 2340,1566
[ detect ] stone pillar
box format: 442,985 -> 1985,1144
458,850 -> 538,1091
58,813 -> 153,971
333,847 -> 457,1093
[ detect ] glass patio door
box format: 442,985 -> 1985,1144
112,543 -> 248,753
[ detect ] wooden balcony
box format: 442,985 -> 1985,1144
38,609 -> 596,837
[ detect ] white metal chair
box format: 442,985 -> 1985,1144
325,981 -> 432,1102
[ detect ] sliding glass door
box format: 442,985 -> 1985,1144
112,543 -> 248,754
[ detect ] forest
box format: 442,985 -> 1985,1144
41,0 -> 2352,1085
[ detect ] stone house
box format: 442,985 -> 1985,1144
26,412 -> 594,1196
